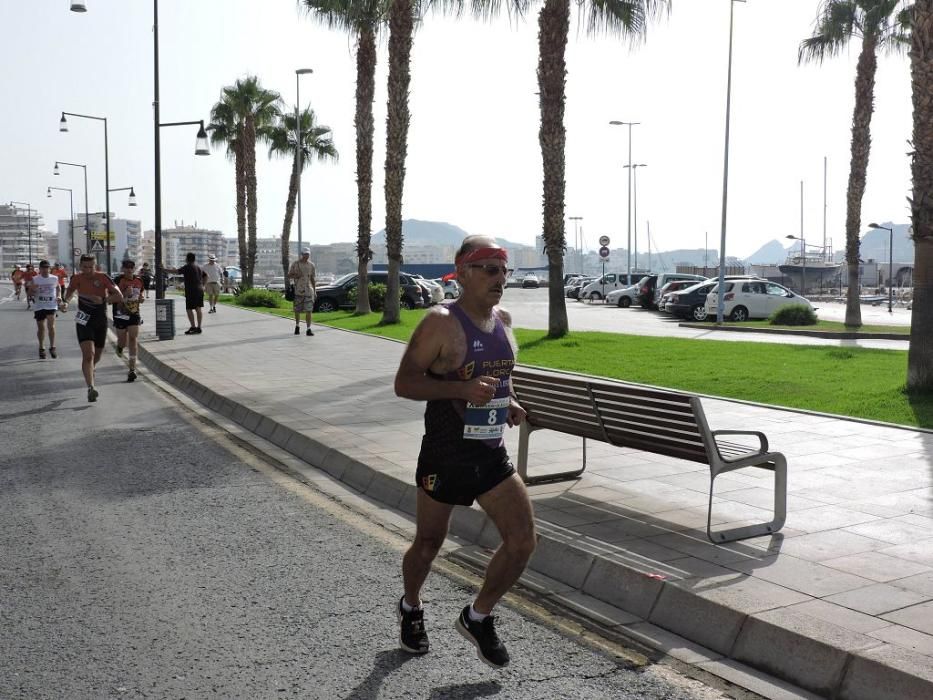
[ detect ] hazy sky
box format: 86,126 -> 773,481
0,1 -> 914,259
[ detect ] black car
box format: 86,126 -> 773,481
313,271 -> 426,313
667,281 -> 717,321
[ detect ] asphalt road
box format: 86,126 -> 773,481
500,286 -> 910,350
0,286 -> 732,699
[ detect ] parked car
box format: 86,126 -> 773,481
636,273 -> 706,309
521,273 -> 540,289
705,278 -> 813,321
656,280 -> 703,312
668,276 -> 766,321
563,273 -> 585,285
265,276 -> 287,292
407,273 -> 444,304
566,276 -> 596,299
312,271 -> 426,313
436,278 -> 460,299
606,284 -> 640,308
579,273 -> 642,301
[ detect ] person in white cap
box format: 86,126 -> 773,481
203,254 -> 224,313
288,248 -> 317,336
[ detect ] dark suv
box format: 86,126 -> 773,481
313,271 -> 426,313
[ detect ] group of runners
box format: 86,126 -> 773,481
12,256 -> 146,401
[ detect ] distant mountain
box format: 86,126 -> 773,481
834,223 -> 914,263
744,239 -> 792,265
372,219 -> 534,250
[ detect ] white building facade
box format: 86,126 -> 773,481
1,204 -> 48,271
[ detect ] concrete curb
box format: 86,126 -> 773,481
678,321 -> 908,342
137,342 -> 931,700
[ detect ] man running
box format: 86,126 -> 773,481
114,259 -> 144,382
203,254 -> 223,314
11,265 -> 24,300
27,260 -> 62,359
63,254 -> 124,402
393,235 -> 535,668
22,263 -> 37,309
287,248 -> 316,336
53,262 -> 68,295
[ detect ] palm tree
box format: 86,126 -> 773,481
207,99 -> 247,279
267,108 -> 339,278
908,1 -> 932,390
800,1 -> 912,329
209,76 -> 281,287
533,0 -> 666,337
301,0 -> 386,314
381,0 -> 416,325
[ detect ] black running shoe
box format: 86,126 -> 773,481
116,346 -> 124,357
456,606 -> 509,668
127,370 -> 137,383
397,597 -> 429,655
306,328 -> 314,336
294,326 -> 301,335
87,387 -> 98,403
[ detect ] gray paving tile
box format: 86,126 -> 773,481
825,583 -> 932,616
785,505 -> 880,533
882,600 -> 933,635
820,551 -> 932,582
880,541 -> 933,568
894,571 -> 933,597
868,624 -> 933,658
784,599 -> 891,634
755,530 -> 886,562
729,555 -> 874,597
845,519 -> 933,545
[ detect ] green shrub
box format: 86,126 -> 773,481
770,304 -> 817,326
235,288 -> 282,308
347,282 -> 389,311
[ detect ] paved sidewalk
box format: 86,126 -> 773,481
138,299 -> 933,700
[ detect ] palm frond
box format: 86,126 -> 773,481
579,0 -> 668,40
299,0 -> 388,32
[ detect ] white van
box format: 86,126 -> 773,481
580,273 -> 642,301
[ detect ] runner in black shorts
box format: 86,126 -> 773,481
394,235 -> 535,669
63,254 -> 124,402
114,259 -> 144,382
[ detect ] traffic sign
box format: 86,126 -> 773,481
73,248 -> 82,255
599,245 -> 610,258
90,239 -> 104,252
598,235 -> 610,247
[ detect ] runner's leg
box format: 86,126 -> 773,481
80,340 -> 95,387
186,308 -> 195,329
194,307 -> 202,329
473,474 -> 537,614
403,489 -> 455,606
36,318 -> 45,350
47,316 -> 56,356
127,325 -> 139,372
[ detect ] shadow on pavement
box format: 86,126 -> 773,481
344,649 -> 416,700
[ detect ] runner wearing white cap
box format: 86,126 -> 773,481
204,254 -> 223,313
288,248 -> 317,336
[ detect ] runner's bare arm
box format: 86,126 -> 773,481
394,311 -> 498,405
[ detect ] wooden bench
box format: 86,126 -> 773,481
511,367 -> 787,543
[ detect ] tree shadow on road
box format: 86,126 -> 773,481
427,680 -> 502,699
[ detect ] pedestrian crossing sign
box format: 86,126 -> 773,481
90,239 -> 104,252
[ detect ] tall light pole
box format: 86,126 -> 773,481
624,163 -> 647,271
48,186 -> 75,271
54,161 -> 90,257
10,201 -> 33,266
568,216 -> 583,273
716,0 -> 746,324
609,120 -> 639,282
295,68 -> 314,254
869,223 -> 894,313
60,111 -> 111,274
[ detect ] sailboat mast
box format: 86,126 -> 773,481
800,180 -> 805,257
823,156 -> 828,260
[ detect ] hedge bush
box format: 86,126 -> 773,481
347,283 -> 389,311
770,304 -> 817,326
235,288 -> 282,308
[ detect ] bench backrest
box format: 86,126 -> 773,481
512,367 -> 709,464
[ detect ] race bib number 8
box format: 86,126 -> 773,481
463,397 -> 510,440
38,293 -> 54,303
75,309 -> 90,326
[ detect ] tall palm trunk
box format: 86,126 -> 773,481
382,0 -> 414,325
908,0 -> 933,391
235,133 -> 247,279
281,153 -> 300,279
355,26 -> 377,315
843,31 -> 880,329
537,0 -> 570,338
245,117 -> 259,288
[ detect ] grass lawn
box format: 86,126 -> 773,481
699,319 -> 909,335
218,295 -> 932,428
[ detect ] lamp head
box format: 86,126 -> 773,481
59,114 -> 68,132
785,235 -> 796,240
296,68 -> 314,75
128,188 -> 137,207
47,187 -> 52,198
53,163 -> 60,176
868,223 -> 880,229
195,122 -> 210,156
70,1 -> 87,12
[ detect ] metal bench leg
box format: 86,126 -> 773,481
706,455 -> 787,544
517,424 -> 587,486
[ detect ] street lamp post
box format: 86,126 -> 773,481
295,68 -> 313,253
54,161 -> 90,256
869,223 -> 894,313
60,111 -> 111,274
48,186 -> 75,271
716,0 -> 746,325
609,120 -> 639,282
624,164 -> 647,271
568,216 -> 583,274
9,201 -> 32,266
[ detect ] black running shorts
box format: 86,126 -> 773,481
34,309 -> 56,321
113,313 -> 141,329
185,290 -> 204,310
76,317 -> 108,348
416,441 -> 515,506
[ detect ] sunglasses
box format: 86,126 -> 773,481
468,264 -> 508,277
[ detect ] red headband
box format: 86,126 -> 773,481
455,247 -> 508,265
